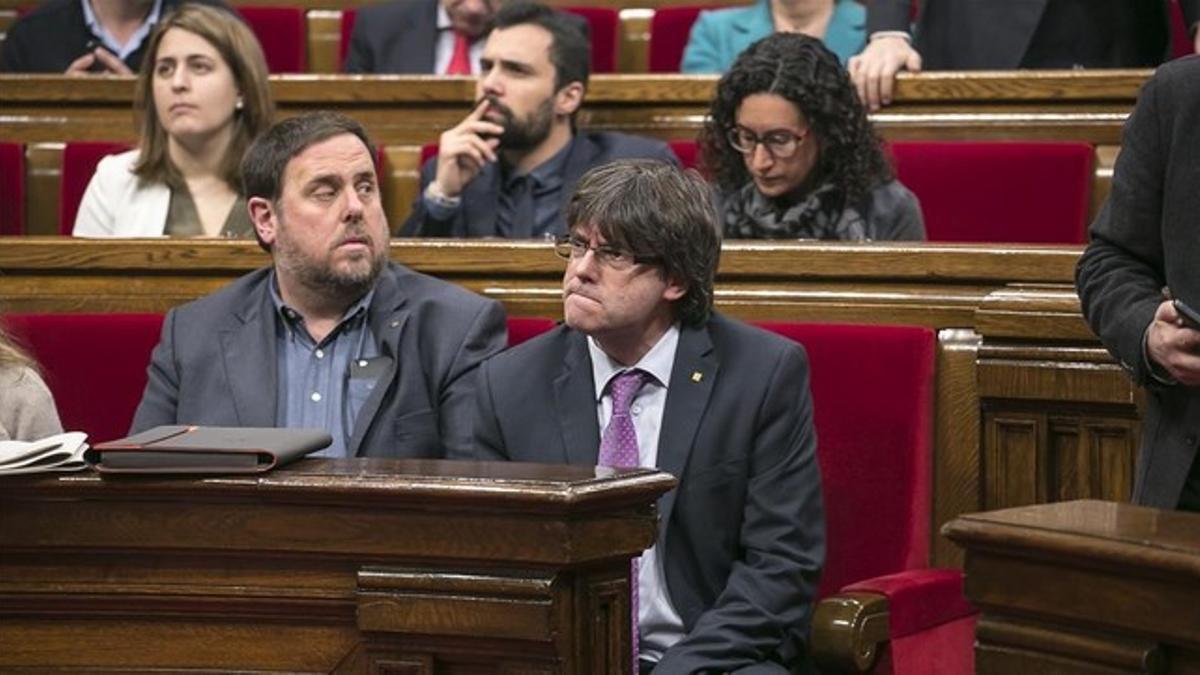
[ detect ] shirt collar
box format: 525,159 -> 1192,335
504,136 -> 575,190
268,269 -> 376,334
588,323 -> 680,402
81,0 -> 164,60
436,3 -> 452,30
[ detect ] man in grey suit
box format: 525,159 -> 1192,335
343,0 -> 497,74
131,111 -> 507,459
465,160 -> 825,673
1077,58 -> 1200,511
849,0 -> 1200,111
402,1 -> 677,238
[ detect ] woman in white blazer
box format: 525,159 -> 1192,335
73,4 -> 273,238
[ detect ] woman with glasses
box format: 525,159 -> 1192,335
700,32 -> 924,241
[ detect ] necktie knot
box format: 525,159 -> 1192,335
445,30 -> 472,75
608,369 -> 647,416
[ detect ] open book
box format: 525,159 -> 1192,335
85,425 -> 333,474
0,431 -> 89,475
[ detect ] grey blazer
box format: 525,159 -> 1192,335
131,262 -> 507,459
867,0 -> 1200,70
466,314 -> 825,672
402,131 -> 679,238
1077,57 -> 1200,508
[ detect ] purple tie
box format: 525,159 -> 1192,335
598,369 -> 648,671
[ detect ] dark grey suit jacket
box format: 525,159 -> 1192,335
1077,57 -> 1200,508
343,0 -> 440,74
402,132 -> 679,237
466,315 -> 825,673
131,262 -> 507,459
868,0 -> 1200,70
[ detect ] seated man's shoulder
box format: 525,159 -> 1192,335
10,0 -> 76,27
482,322 -> 570,373
353,0 -> 430,28
387,262 -> 498,312
173,267 -> 274,318
707,313 -> 808,365
583,130 -> 672,161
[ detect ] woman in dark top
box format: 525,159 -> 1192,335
700,32 -> 924,241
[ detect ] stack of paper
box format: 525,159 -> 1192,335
0,432 -> 89,475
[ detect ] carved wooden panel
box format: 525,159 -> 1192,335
984,407 -> 1139,510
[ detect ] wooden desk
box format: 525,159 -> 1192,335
0,238 -> 1143,570
0,458 -> 675,672
944,500 -> 1200,674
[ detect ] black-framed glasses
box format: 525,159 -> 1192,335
553,235 -> 659,270
727,126 -> 807,158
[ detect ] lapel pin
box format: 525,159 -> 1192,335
690,371 -> 703,383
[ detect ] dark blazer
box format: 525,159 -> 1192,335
1077,57 -> 1200,508
402,131 -> 679,237
343,0 -> 439,74
0,0 -> 227,72
867,0 -> 1200,70
131,262 -> 507,459
466,315 -> 826,673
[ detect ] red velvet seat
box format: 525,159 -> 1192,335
339,6 -> 617,73
237,6 -> 308,73
563,6 -> 618,73
339,8 -> 359,71
60,142 -> 132,235
889,141 -> 1094,244
0,142 -> 25,235
4,313 -> 164,444
648,5 -> 722,72
669,140 -> 699,171
756,321 -> 974,673
1170,0 -> 1193,60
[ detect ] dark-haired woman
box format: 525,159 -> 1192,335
701,32 -> 924,241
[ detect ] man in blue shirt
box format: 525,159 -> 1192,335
132,112 -> 507,459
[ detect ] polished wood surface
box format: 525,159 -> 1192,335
0,459 -> 675,672
0,238 -> 1142,569
0,70 -> 1145,144
944,500 -> 1200,674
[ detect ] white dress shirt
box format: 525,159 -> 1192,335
433,3 -> 484,75
588,325 -> 686,663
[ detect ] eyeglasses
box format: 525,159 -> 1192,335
554,235 -> 659,270
727,126 -> 807,159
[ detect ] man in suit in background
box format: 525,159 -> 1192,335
402,1 -> 677,238
343,0 -> 497,74
132,111 -> 507,459
466,159 -> 825,673
1077,57 -> 1200,512
849,0 -> 1200,111
1,0 -> 227,74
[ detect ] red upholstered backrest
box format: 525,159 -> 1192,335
0,142 -> 25,236
889,141 -> 1094,244
563,6 -> 618,73
237,6 -> 308,73
339,8 -> 359,71
4,313 -> 164,444
60,142 -> 132,235
669,140 -> 699,170
1170,0 -> 1192,60
507,317 -> 557,346
754,322 -> 935,598
649,5 -> 721,72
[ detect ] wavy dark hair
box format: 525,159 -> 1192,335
699,32 -> 891,206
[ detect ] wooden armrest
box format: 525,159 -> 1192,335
810,591 -> 890,673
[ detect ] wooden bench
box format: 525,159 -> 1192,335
0,70 -> 1144,235
0,237 -> 1136,571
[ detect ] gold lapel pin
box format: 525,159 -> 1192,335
690,371 -> 703,383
